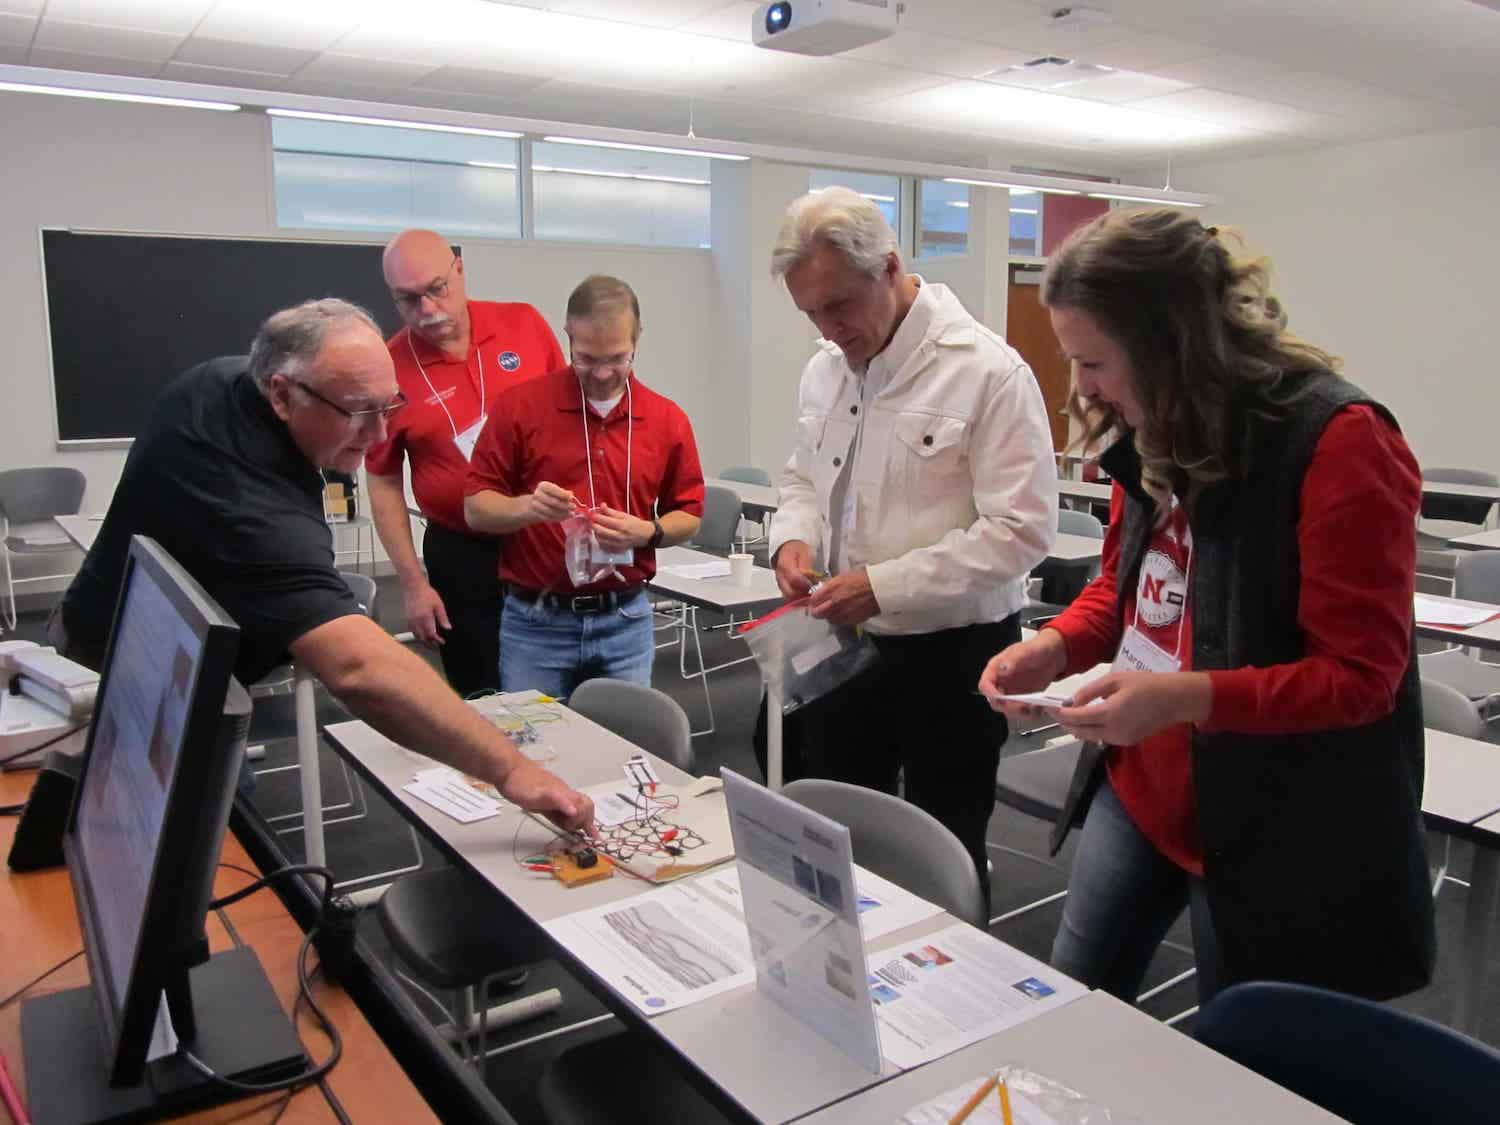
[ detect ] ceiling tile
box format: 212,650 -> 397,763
32,18 -> 182,62
171,37 -> 319,76
758,61 -> 947,113
843,31 -> 1031,80
157,59 -> 289,88
1128,87 -> 1339,137
191,0 -> 361,52
545,0 -> 728,29
0,0 -> 43,15
410,65 -> 553,98
1152,52 -> 1296,95
44,0 -> 212,36
674,1 -> 756,41
1055,70 -> 1194,105
1073,31 -> 1215,73
293,53 -> 437,88
0,42 -> 24,63
25,46 -> 163,76
0,10 -> 35,46
896,0 -> 1060,46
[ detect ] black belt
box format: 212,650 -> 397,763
506,585 -> 639,615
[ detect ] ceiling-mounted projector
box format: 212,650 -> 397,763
752,0 -> 899,56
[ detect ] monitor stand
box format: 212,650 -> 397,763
20,946 -> 309,1125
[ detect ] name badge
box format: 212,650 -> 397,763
453,414 -> 487,462
591,541 -> 635,567
1113,624 -> 1182,675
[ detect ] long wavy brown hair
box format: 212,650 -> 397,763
1042,207 -> 1340,514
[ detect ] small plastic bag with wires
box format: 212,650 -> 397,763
740,597 -> 879,714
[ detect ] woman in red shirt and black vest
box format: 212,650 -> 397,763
980,208 -> 1434,1005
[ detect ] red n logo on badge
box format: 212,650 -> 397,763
1141,573 -> 1166,605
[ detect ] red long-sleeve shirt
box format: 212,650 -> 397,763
1046,405 -> 1421,872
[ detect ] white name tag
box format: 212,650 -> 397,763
453,414 -> 487,462
1113,624 -> 1182,675
591,541 -> 635,566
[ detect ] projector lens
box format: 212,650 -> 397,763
765,2 -> 791,33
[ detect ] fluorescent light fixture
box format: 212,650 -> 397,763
1090,190 -> 1205,207
0,81 -> 239,111
1009,188 -> 1039,197
947,200 -> 970,209
944,177 -> 1080,196
467,160 -> 517,170
543,135 -> 747,161
1010,207 -> 1039,214
532,164 -> 709,186
810,187 -> 897,203
269,108 -> 521,138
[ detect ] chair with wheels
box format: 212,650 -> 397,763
1195,980 -> 1500,1125
0,467 -> 87,633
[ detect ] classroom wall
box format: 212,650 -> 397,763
0,91 -> 725,577
1166,125 -> 1500,475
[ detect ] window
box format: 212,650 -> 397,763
917,179 -> 969,257
1008,189 -> 1042,257
808,169 -> 901,232
271,117 -> 520,238
531,140 -> 710,248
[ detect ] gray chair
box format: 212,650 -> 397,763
1419,551 -> 1500,719
784,777 -> 986,927
717,465 -> 773,553
1057,508 -> 1105,538
568,678 -> 695,772
1036,505 -> 1105,606
1421,677 -> 1484,899
717,465 -> 772,487
0,467 -> 87,632
691,484 -> 744,555
988,738 -> 1085,925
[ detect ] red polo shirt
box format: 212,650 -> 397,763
464,368 -> 705,595
365,300 -> 565,533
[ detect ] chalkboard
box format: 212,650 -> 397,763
41,230 -> 414,443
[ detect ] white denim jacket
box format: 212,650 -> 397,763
769,281 -> 1058,636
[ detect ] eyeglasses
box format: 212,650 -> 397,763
288,377 -> 408,424
571,351 -> 634,376
391,253 -> 459,311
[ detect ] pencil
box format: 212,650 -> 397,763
998,1079 -> 1014,1125
0,1049 -> 30,1125
948,1073 -> 998,1125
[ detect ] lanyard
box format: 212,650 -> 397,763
408,334 -> 485,441
579,376 -> 633,518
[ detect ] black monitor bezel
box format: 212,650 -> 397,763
63,534 -> 243,1087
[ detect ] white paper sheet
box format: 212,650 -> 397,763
403,766 -> 506,823
659,561 -> 734,580
543,881 -> 755,1015
868,923 -> 1086,1070
1415,593 -> 1500,628
694,864 -> 943,943
583,781 -> 681,828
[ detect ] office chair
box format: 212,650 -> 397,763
0,466 -> 86,632
690,484 -> 744,555
1420,551 -> 1500,722
717,464 -> 773,553
1421,677 -> 1485,900
536,776 -> 984,1125
1196,980 -> 1500,1125
568,678 -> 694,771
1035,505 -> 1105,607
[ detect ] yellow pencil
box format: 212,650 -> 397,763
998,1079 -> 1015,1125
948,1073 -> 998,1125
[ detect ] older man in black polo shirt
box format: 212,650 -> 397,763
58,298 -> 592,830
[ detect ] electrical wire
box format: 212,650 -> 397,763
0,723 -> 87,767
0,949 -> 82,1010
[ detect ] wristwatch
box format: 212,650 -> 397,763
647,518 -> 665,549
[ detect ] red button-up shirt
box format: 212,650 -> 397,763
365,300 -> 565,533
465,368 -> 705,594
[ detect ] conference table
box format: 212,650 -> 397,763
1422,480 -> 1500,506
1448,528 -> 1500,551
0,770 -> 439,1125
1057,478 -> 1113,505
1414,592 -> 1500,652
325,694 -> 1349,1125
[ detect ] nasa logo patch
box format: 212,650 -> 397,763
498,351 -> 521,371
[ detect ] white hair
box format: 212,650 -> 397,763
770,186 -> 901,280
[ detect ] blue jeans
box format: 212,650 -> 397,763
1051,778 -> 1223,1004
499,589 -> 654,700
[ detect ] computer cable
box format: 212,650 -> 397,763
0,950 -> 82,1010
0,723 -> 87,768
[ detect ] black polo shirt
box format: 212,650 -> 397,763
62,356 -> 359,685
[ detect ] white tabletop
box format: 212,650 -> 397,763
1424,728 -> 1500,829
798,988 -> 1344,1125
649,544 -> 786,614
1414,593 -> 1500,653
1057,479 -> 1113,503
324,698 -> 959,1123
53,514 -> 102,551
1046,532 -> 1104,565
705,477 -> 780,514
1421,480 -> 1500,503
1448,528 -> 1500,551
1474,809 -> 1500,837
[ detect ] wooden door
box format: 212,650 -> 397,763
1006,265 -> 1070,452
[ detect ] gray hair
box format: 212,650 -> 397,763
247,298 -> 380,388
770,186 -> 901,280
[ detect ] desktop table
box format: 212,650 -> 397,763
649,544 -> 785,616
1046,533 -> 1103,566
0,771 -> 438,1125
53,513 -> 102,552
705,476 -> 780,516
1414,593 -> 1500,653
1448,529 -> 1500,551
1422,480 -> 1500,506
797,989 -> 1344,1125
1056,479 -> 1113,505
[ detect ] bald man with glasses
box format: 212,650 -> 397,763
57,298 -> 593,832
365,229 -> 566,697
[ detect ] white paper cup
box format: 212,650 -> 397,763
729,552 -> 754,587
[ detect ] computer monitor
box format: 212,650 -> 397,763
21,535 -> 306,1125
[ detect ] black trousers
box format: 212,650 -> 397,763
797,614 -> 1019,884
421,522 -> 503,698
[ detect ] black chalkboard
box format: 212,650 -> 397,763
42,230 -> 413,442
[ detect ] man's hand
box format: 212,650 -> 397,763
808,567 -> 881,626
401,578 -> 451,648
499,759 -> 596,834
528,481 -> 576,524
978,630 -> 1068,722
1051,671 -> 1212,746
773,540 -> 819,599
590,505 -> 653,552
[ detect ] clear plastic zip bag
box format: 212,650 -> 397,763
741,597 -> 880,713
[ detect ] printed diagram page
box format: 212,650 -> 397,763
693,862 -> 943,943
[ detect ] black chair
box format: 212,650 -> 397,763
987,738 -> 1085,925
1196,980 -> 1500,1125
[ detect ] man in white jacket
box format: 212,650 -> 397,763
768,187 -> 1058,879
